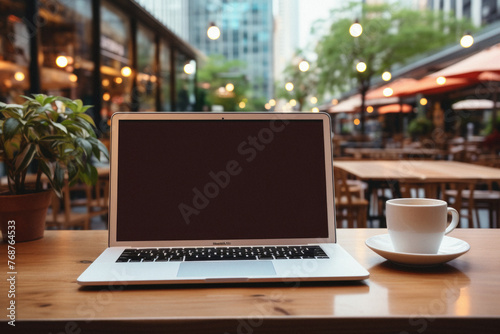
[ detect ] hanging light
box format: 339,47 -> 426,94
356,61 -> 367,73
225,83 -> 234,92
207,22 -> 221,40
349,19 -> 363,37
460,32 -> 474,48
382,71 -> 392,81
184,63 -> 195,75
56,55 -> 68,68
436,76 -> 446,85
285,82 -> 294,91
383,87 -> 393,97
14,72 -> 25,81
121,66 -> 132,77
298,60 -> 310,72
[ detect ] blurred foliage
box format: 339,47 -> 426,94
275,50 -> 319,111
312,2 -> 475,132
408,116 -> 434,138
197,55 -> 265,111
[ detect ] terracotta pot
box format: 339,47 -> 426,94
0,190 -> 53,243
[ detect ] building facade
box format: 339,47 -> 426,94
273,0 -> 299,85
134,0 -> 190,41
427,0 -> 500,26
0,0 -> 198,136
187,0 -> 274,101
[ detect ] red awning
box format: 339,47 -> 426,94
378,104 -> 413,114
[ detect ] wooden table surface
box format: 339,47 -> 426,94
334,160 -> 500,182
344,147 -> 446,160
1,229 -> 499,333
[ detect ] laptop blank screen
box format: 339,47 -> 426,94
115,119 -> 329,242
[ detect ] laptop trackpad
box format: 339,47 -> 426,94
177,261 -> 276,278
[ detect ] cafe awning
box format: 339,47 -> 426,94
378,104 -> 413,114
452,99 -> 500,110
329,94 -> 399,114
366,76 -> 471,100
431,43 -> 500,79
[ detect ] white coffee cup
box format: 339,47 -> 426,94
386,198 -> 459,254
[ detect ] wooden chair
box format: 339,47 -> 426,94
399,180 -> 440,199
334,167 -> 369,228
84,177 -> 109,219
454,180 -> 500,228
46,180 -> 90,230
440,181 -> 477,228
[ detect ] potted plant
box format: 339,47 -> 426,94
0,94 -> 109,242
408,116 -> 434,140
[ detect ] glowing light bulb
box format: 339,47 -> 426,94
383,87 -> 393,97
349,22 -> 363,37
382,71 -> 392,81
207,24 -> 221,40
356,62 -> 367,73
460,34 -> 474,48
184,63 -> 195,75
56,55 -> 68,68
121,66 -> 132,77
436,76 -> 446,85
298,60 -> 310,72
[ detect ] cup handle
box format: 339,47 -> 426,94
445,207 -> 460,234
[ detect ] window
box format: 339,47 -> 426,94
136,24 -> 157,111
39,0 -> 93,102
100,0 -> 132,119
0,0 -> 28,103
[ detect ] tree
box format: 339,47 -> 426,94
315,2 -> 475,134
275,52 -> 319,111
197,55 -> 249,111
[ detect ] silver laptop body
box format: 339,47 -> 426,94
78,112 -> 369,285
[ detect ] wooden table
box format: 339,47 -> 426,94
334,160 -> 500,226
333,160 -> 500,183
1,229 -> 499,333
344,147 -> 446,160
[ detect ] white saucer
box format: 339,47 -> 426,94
365,234 -> 470,266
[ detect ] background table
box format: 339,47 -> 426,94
333,160 -> 500,183
1,229 -> 499,333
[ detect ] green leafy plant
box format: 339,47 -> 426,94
408,117 -> 434,139
0,94 -> 109,197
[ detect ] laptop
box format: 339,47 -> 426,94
77,112 -> 369,286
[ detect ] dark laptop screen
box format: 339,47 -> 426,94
115,119 -> 329,242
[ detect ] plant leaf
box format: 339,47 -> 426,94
14,143 -> 36,174
3,118 -> 22,141
76,113 -> 97,127
76,137 -> 93,157
51,120 -> 68,134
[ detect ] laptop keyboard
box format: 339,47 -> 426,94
116,246 -> 329,263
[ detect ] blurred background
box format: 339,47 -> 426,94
1,0 -> 499,140
2,0 -> 499,229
